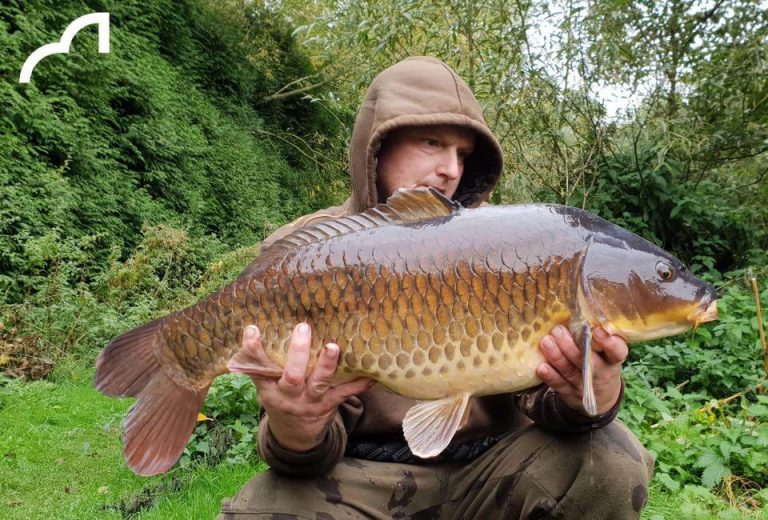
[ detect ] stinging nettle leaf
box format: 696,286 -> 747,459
695,450 -> 723,468
701,462 -> 730,488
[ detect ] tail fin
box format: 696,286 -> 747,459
95,317 -> 209,476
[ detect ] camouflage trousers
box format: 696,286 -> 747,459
218,421 -> 654,519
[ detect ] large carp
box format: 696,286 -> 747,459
95,189 -> 718,476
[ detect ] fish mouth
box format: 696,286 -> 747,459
687,299 -> 719,328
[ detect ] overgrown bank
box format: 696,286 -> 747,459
1,2 -> 340,514
0,0 -> 348,368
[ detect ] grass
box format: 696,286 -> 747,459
1,358 -> 765,519
0,360 -> 263,519
136,463 -> 264,519
644,485 -> 768,520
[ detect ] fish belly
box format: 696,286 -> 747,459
250,247 -> 576,401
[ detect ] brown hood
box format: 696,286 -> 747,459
261,57 -> 504,250
349,56 -> 504,212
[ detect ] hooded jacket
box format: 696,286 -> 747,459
257,57 -> 622,477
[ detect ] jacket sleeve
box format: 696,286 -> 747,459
517,379 -> 625,433
256,397 -> 364,478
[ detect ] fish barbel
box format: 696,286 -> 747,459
95,188 -> 718,475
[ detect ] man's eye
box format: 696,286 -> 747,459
424,138 -> 440,147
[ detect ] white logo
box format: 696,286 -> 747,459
19,12 -> 110,84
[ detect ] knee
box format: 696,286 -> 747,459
590,421 -> 654,477
490,423 -> 654,517
572,422 -> 655,514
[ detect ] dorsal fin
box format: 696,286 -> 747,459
384,187 -> 461,221
238,188 -> 459,279
266,188 -> 459,254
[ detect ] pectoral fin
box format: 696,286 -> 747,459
578,323 -> 598,416
403,392 -> 472,458
227,345 -> 283,378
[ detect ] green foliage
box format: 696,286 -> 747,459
1,0 -> 353,375
624,380 -> 768,490
0,0 -> 346,308
621,267 -> 768,509
181,375 -> 260,468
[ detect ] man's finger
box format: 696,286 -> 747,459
325,378 -> 375,406
240,325 -> 274,364
241,325 -> 261,353
549,325 -> 584,368
536,363 -> 578,396
251,379 -> 277,402
540,335 -> 581,386
305,343 -> 341,400
593,327 -> 628,365
278,323 -> 312,393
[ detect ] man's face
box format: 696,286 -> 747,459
376,125 -> 476,201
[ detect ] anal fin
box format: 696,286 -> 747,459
403,393 -> 472,458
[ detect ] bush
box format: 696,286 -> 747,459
563,140 -> 763,272
0,0 -> 347,308
1,0 -> 352,379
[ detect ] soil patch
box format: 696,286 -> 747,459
0,322 -> 53,380
101,477 -> 183,517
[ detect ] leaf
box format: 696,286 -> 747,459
748,404 -> 768,418
701,462 -> 730,488
656,472 -> 681,492
695,450 -> 722,468
664,385 -> 684,400
718,441 -> 732,461
670,201 -> 686,218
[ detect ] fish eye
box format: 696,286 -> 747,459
656,261 -> 675,281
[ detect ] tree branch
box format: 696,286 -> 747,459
258,80 -> 328,104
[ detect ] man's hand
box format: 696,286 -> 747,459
535,325 -> 626,415
242,323 -> 373,452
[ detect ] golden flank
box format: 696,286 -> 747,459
95,188 -> 718,476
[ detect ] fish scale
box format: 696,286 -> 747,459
164,206 -> 580,400
96,188 -> 718,475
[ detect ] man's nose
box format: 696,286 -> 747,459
438,150 -> 462,179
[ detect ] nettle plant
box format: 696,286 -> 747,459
622,267 -> 768,499
180,374 -> 260,467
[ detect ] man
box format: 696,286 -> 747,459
219,56 -> 653,518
